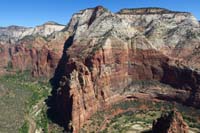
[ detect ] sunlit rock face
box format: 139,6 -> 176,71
0,22 -> 65,44
0,22 -> 69,77
51,6 -> 200,132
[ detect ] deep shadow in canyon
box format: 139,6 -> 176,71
160,63 -> 200,107
45,35 -> 74,131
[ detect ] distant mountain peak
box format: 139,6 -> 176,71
7,25 -> 28,30
118,7 -> 190,14
0,21 -> 65,44
42,21 -> 64,26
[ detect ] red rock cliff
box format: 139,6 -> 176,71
50,6 -> 200,132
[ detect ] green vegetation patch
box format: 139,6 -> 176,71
81,99 -> 200,133
0,70 -> 51,133
19,121 -> 29,133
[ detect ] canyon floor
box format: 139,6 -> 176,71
80,99 -> 200,133
1,72 -> 200,133
0,71 -> 63,133
1,71 -> 200,133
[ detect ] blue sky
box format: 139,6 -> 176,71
0,0 -> 199,27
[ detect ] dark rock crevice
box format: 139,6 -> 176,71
46,35 -> 75,131
152,111 -> 189,133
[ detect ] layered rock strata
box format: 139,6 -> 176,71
51,6 -> 200,132
0,22 -> 65,44
0,23 -> 68,77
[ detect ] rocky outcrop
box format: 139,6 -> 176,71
152,111 -> 189,133
49,6 -> 200,132
67,6 -> 200,70
0,22 -> 65,44
118,7 -> 188,15
0,26 -> 28,44
0,23 -> 69,77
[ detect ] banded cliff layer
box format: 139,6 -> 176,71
50,6 -> 200,132
0,22 -> 69,77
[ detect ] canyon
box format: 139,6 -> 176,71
52,6 -> 200,132
0,6 -> 200,133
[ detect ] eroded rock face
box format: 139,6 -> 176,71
16,31 -> 69,77
0,30 -> 69,77
52,6 -> 200,132
152,111 -> 189,133
0,22 -> 68,77
0,22 -> 65,45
